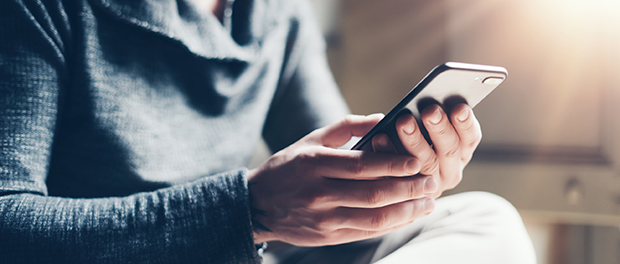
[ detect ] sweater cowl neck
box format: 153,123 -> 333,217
89,0 -> 267,61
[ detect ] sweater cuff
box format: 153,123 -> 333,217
190,168 -> 262,263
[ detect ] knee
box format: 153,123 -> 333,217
436,191 -> 533,242
446,191 -> 522,223
440,191 -> 536,263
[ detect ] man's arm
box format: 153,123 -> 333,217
0,1 -> 260,262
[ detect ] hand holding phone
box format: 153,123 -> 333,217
352,62 -> 506,198
352,62 -> 507,154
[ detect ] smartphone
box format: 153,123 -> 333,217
351,62 -> 507,154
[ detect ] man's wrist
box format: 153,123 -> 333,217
248,175 -> 275,244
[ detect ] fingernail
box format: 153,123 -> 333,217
405,159 -> 420,174
428,107 -> 442,124
402,118 -> 415,134
456,108 -> 469,122
423,177 -> 437,194
423,198 -> 435,214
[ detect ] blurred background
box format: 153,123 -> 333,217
309,0 -> 620,263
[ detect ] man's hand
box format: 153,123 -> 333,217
248,115 -> 437,246
386,103 -> 482,198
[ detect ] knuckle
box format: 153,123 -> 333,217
421,155 -> 440,173
348,159 -> 366,175
460,123 -> 482,150
436,124 -> 452,136
365,187 -> 386,206
442,139 -> 461,158
386,160 -> 398,175
342,115 -> 357,126
407,180 -> 419,198
370,212 -> 391,230
305,191 -> 329,208
468,133 -> 482,149
305,195 -> 321,208
297,148 -> 325,172
406,132 -> 426,150
459,118 -> 476,132
295,150 -> 315,166
315,212 -> 335,231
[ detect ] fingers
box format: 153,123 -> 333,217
396,104 -> 476,192
322,175 -> 437,208
395,114 -> 438,175
314,148 -> 421,179
421,104 -> 462,188
311,114 -> 384,149
326,197 -> 435,231
450,104 -> 482,164
318,199 -> 434,245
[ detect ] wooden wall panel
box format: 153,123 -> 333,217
337,0 -> 449,115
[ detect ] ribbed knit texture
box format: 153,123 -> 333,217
0,0 -> 349,262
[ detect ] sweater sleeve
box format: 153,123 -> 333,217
262,0 -> 350,153
0,1 -> 260,263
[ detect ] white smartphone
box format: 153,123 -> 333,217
351,62 -> 507,154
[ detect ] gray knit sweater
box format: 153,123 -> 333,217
0,0 -> 348,262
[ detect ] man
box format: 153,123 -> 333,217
0,0 -> 535,263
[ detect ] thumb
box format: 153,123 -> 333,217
309,114 -> 384,149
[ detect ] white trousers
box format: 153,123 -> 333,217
263,191 -> 537,264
